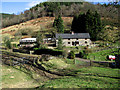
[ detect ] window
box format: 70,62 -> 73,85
72,42 -> 75,45
85,38 -> 87,40
68,38 -> 70,40
85,41 -> 87,44
75,41 -> 79,44
76,38 -> 78,40
68,42 -> 70,44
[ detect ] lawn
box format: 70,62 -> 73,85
39,67 -> 120,88
88,48 -> 119,61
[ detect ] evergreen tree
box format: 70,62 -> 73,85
71,15 -> 79,32
85,9 -> 95,40
57,36 -> 64,50
53,15 -> 64,33
36,32 -> 46,48
53,17 -> 58,27
93,11 -> 102,40
57,15 -> 64,33
71,13 -> 86,33
71,10 -> 103,41
78,13 -> 86,33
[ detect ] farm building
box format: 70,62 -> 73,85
19,38 -> 37,47
55,33 -> 92,46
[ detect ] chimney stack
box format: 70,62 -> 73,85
71,31 -> 74,35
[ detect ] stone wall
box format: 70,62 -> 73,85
56,38 -> 92,46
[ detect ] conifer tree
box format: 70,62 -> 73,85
36,32 -> 46,48
71,10 -> 103,40
57,36 -> 64,50
53,15 -> 64,33
71,15 -> 79,32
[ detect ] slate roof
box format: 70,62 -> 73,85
56,33 -> 90,39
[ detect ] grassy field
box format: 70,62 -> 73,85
2,65 -> 41,88
37,58 -> 120,88
2,50 -> 120,88
88,48 -> 119,61
39,67 -> 120,88
2,58 -> 120,88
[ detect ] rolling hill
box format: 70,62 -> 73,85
1,2 -> 119,28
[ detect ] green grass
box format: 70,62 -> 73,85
42,58 -> 71,70
65,59 -> 74,64
40,76 -> 118,88
77,67 -> 120,78
2,65 -> 41,88
39,67 -> 120,88
75,59 -> 87,65
88,48 -> 119,61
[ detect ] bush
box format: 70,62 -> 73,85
3,36 -> 12,49
19,49 -> 30,54
68,51 -> 75,59
79,49 -> 92,59
12,44 -> 17,48
34,48 -> 63,56
62,49 -> 69,58
79,50 -> 84,58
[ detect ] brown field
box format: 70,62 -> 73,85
1,17 -> 73,36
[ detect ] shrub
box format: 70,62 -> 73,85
62,49 -> 69,58
40,54 -> 51,62
19,49 -> 30,54
79,50 -> 84,58
36,32 -> 47,48
34,48 -> 63,56
12,44 -> 17,48
79,49 -> 92,59
3,36 -> 12,49
68,51 -> 75,59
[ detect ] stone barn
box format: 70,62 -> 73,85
55,33 -> 92,46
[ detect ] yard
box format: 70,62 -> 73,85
39,67 -> 120,88
87,48 -> 120,61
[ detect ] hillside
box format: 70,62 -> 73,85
1,17 -> 73,38
1,2 -> 119,28
0,13 -> 15,19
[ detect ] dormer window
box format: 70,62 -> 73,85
68,38 -> 70,40
76,38 -> 78,40
85,38 -> 87,40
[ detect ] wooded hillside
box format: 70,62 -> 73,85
1,2 -> 119,28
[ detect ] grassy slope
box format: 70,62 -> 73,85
88,48 -> 119,61
1,17 -> 73,36
40,67 -> 119,88
2,53 -> 120,88
36,57 -> 120,88
2,65 -> 40,88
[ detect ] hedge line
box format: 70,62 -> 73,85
34,48 -> 63,56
